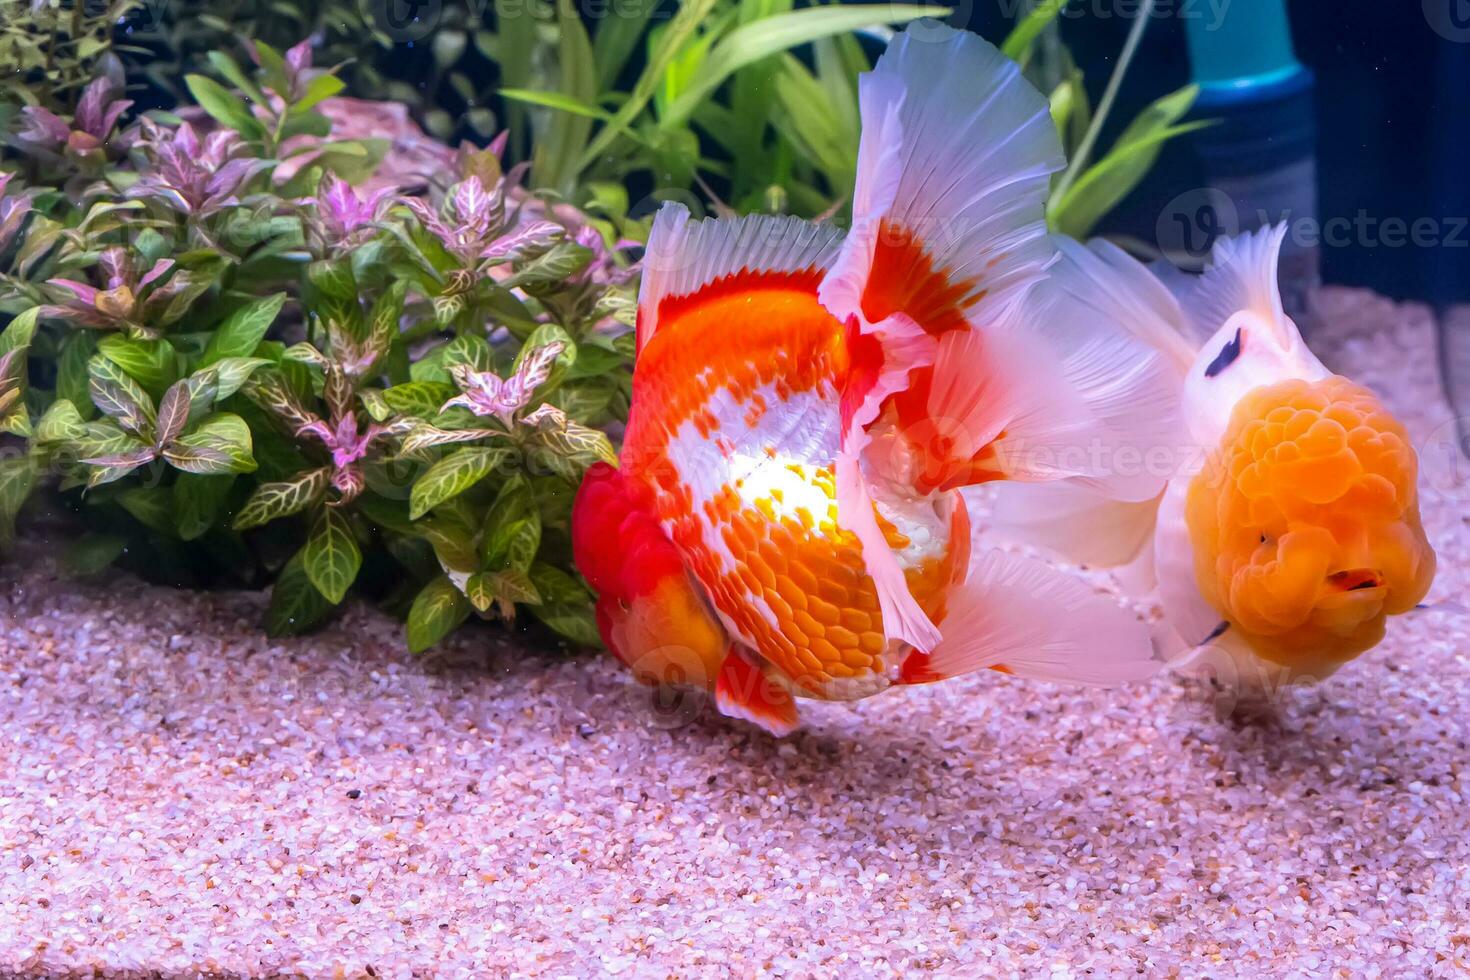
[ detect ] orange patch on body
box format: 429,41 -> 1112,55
625,274 -> 967,697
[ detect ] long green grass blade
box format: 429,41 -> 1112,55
660,4 -> 945,130
575,0 -> 720,174
1001,0 -> 1069,63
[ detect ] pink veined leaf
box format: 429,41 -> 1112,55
174,122 -> 201,159
47,278 -> 99,306
98,247 -> 131,290
521,403 -> 567,427
451,177 -> 492,229
482,220 -> 561,261
73,77 -> 130,140
17,106 -> 70,147
510,342 -> 565,394
285,39 -> 313,74
138,258 -> 176,290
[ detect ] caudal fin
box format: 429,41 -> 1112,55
900,549 -> 1161,686
818,21 -> 1063,653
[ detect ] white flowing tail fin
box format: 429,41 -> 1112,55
818,20 -> 1064,652
901,549 -> 1161,686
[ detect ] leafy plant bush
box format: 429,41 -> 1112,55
0,42 -> 637,652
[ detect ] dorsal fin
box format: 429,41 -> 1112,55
636,204 -> 844,353
1187,224 -> 1292,349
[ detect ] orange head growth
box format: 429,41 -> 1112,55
572,462 -> 729,690
1185,376 -> 1435,675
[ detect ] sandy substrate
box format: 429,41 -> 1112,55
3,287 -> 1469,977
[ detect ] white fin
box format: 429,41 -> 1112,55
1179,225 -> 1330,447
988,482 -> 1161,569
919,549 -> 1160,685
636,203 -> 844,353
1188,224 -> 1290,344
1009,308 -> 1183,500
819,22 -> 1063,333
1061,236 -> 1200,372
818,22 -> 1063,653
1153,473 -> 1228,658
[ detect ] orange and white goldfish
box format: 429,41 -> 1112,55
996,226 -> 1437,691
570,22 -> 1181,735
1156,226 -> 1436,688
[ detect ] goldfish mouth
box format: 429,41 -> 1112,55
1327,568 -> 1384,593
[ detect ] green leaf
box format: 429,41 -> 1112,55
57,332 -> 96,418
661,5 -> 944,129
88,354 -> 157,439
414,509 -> 480,573
98,334 -> 178,394
303,506 -> 361,604
190,356 -> 270,408
117,486 -> 177,536
164,412 -> 256,475
575,0 -> 718,173
530,416 -> 617,469
502,242 -> 594,289
0,455 -> 35,549
206,50 -> 267,105
1050,98 -> 1208,239
529,562 -> 592,603
484,514 -> 541,572
465,568 -> 541,614
1001,0 -> 1067,63
0,306 -> 39,357
409,446 -> 513,519
186,74 -> 267,141
266,549 -> 337,636
382,381 -> 456,418
531,0 -> 599,193
307,258 -> 356,304
200,293 -> 286,366
592,0 -> 657,90
293,73 -> 346,113
440,334 -> 493,374
61,533 -> 127,577
398,423 -> 504,456
498,89 -> 616,123
531,599 -> 602,648
33,399 -> 86,445
233,467 -> 331,530
406,575 -> 472,653
174,473 -> 235,541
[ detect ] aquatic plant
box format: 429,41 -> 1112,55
0,0 -> 142,117
0,43 -> 636,653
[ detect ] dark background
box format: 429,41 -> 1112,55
962,1 -> 1470,306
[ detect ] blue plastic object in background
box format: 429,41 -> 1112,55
1184,0 -> 1310,106
1179,0 -> 1319,322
